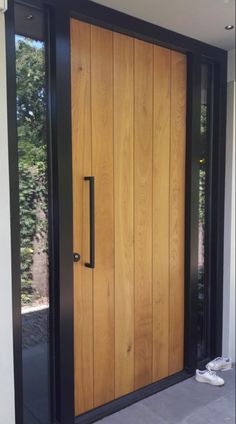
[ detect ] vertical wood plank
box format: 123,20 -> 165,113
169,51 -> 187,375
152,46 -> 171,382
91,25 -> 115,407
114,33 -> 134,398
134,39 -> 153,390
71,19 -> 94,415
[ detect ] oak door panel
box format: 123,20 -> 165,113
152,45 -> 171,382
91,25 -> 115,407
134,39 -> 153,390
72,19 -> 187,414
114,33 -> 135,398
71,19 -> 94,416
169,51 -> 187,375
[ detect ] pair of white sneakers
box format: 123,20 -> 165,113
195,356 -> 232,386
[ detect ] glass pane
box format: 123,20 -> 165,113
197,63 -> 212,361
15,5 -> 51,423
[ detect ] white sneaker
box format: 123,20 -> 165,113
206,357 -> 232,372
195,368 -> 224,386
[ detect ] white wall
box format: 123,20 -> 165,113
0,11 -> 16,424
223,48 -> 235,362
227,49 -> 235,83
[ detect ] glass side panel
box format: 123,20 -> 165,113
197,63 -> 212,361
15,6 -> 51,421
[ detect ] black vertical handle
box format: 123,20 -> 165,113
84,176 -> 95,269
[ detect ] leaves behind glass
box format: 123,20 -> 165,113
16,37 -> 46,148
16,37 -> 48,305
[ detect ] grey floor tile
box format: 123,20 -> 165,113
100,402 -> 166,423
99,367 -> 235,424
183,392 -> 235,424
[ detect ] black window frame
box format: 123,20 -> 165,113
5,1 -> 227,423
197,60 -> 221,365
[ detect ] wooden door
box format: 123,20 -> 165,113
71,19 -> 187,416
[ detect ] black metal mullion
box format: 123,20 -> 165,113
210,60 -> 227,358
205,62 -> 214,360
52,1 -> 74,422
184,52 -> 202,372
45,3 -> 57,422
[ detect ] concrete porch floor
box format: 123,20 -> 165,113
100,367 -> 235,424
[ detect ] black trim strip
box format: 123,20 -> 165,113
75,371 -> 193,424
52,1 -> 75,422
13,0 -> 228,62
45,4 -> 57,422
69,0 -> 226,60
210,60 -> 227,357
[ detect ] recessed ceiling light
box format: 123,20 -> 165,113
225,25 -> 234,30
26,14 -> 33,20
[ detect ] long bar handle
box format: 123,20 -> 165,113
84,176 -> 95,269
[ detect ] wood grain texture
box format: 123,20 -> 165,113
134,39 -> 153,390
72,19 -> 187,411
152,45 -> 171,382
71,19 -> 94,415
91,25 -> 115,407
114,33 -> 134,398
169,51 -> 187,375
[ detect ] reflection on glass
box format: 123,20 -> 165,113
197,63 -> 211,361
16,33 -> 50,423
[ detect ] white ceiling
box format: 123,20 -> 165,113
93,0 -> 235,50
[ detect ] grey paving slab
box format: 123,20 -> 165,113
100,366 -> 235,424
182,392 -> 235,424
102,402 -> 166,424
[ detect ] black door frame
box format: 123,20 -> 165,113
6,1 -> 227,423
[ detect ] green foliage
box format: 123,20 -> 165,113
16,37 -> 46,147
197,104 -> 207,315
200,104 -> 207,136
16,37 -> 48,305
199,104 -> 207,223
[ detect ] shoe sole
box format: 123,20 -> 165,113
195,378 -> 224,386
221,366 -> 232,372
208,365 -> 232,372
